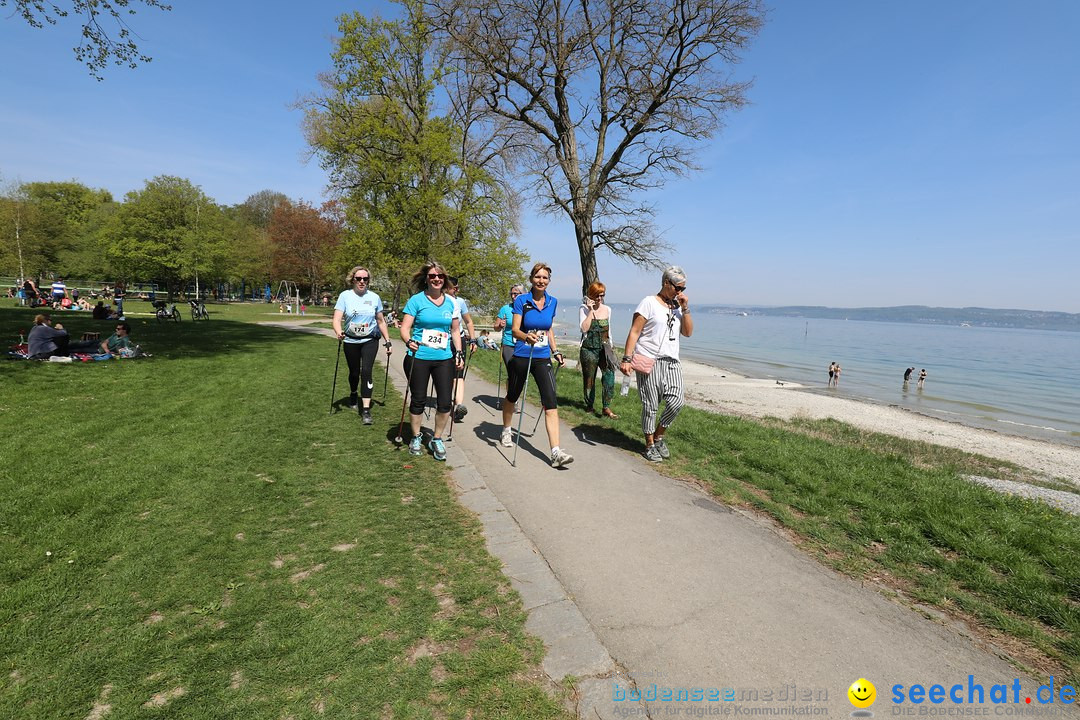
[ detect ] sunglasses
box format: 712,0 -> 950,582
353,276 -> 369,282
427,273 -> 446,280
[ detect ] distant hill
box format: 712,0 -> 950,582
703,305 -> 1080,332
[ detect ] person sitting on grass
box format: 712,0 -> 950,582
91,300 -> 117,320
27,314 -> 69,359
100,322 -> 137,357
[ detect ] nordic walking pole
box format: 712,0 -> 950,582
532,360 -> 560,433
511,342 -> 536,467
447,372 -> 460,440
395,345 -> 418,445
496,353 -> 503,400
381,343 -> 391,404
329,336 -> 343,415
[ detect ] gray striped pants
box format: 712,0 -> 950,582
636,357 -> 685,436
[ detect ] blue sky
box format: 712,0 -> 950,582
2,1 -> 1078,312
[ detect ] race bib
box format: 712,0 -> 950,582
347,321 -> 371,337
533,330 -> 548,348
421,329 -> 449,349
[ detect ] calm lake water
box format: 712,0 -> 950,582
564,306 -> 1080,447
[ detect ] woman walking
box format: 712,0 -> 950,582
494,284 -> 525,370
398,261 -> 465,461
579,281 -> 618,418
619,266 -> 694,462
500,263 -> 573,467
333,266 -> 392,425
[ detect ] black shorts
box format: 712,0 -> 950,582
505,356 -> 558,410
403,354 -> 455,415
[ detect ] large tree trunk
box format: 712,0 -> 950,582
574,217 -> 598,296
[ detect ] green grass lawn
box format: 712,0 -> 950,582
0,306 -> 571,719
462,345 -> 1080,684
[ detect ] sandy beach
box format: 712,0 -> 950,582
677,358 -> 1080,486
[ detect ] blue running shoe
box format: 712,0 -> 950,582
408,434 -> 424,456
429,437 -> 447,461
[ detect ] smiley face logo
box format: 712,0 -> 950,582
848,678 -> 876,709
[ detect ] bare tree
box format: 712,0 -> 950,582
428,0 -> 764,292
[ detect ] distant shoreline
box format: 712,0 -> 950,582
700,305 -> 1080,333
552,328 -> 1080,483
673,354 -> 1080,484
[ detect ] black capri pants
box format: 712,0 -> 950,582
505,356 -> 559,410
404,354 -> 455,415
343,340 -> 379,399
501,343 -> 514,367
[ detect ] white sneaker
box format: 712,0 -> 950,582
500,427 -> 513,447
550,448 -> 574,467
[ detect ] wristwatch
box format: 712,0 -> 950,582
621,355 -> 633,364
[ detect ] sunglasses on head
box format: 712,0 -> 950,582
427,273 -> 446,280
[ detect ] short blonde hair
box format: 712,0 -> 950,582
345,266 -> 371,287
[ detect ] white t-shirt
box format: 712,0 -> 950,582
632,295 -> 685,360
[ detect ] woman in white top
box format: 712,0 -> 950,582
619,266 -> 693,463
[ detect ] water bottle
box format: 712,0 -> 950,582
620,372 -> 631,396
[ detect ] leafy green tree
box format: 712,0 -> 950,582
0,179 -> 113,280
100,176 -> 225,297
303,0 -> 526,313
223,205 -> 273,294
0,180 -> 36,279
24,181 -> 113,277
1,0 -> 172,80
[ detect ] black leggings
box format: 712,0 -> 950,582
343,340 -> 379,399
404,355 -> 455,415
505,356 -> 558,410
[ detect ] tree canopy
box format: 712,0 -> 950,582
303,0 -> 527,312
427,0 -> 765,293
1,0 -> 172,79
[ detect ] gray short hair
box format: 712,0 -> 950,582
662,265 -> 687,287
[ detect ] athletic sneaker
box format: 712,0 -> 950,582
500,427 -> 513,447
653,437 -> 670,459
643,444 -> 663,462
408,434 -> 424,456
550,447 -> 574,467
429,437 -> 447,461
453,403 -> 468,422
362,408 -> 373,425
347,394 -> 359,410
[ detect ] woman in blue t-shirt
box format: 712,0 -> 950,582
398,260 -> 465,461
494,283 -> 525,369
499,263 -> 573,468
333,265 -> 392,425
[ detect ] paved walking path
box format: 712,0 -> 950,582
292,323 -> 1073,719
